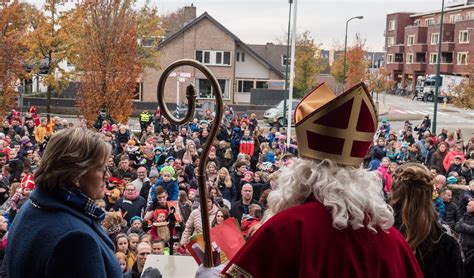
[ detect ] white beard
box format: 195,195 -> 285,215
265,158 -> 394,232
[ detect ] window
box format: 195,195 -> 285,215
416,52 -> 426,63
406,53 -> 414,64
459,30 -> 470,43
388,20 -> 396,31
236,52 -> 240,62
457,52 -> 468,65
414,19 -> 421,26
467,11 -> 474,20
141,38 -> 155,48
196,78 -> 230,99
236,52 -> 245,62
386,54 -> 394,63
195,50 -> 231,66
241,52 -> 245,62
395,53 -> 403,63
429,53 -> 438,64
387,37 -> 395,47
449,14 -> 462,23
281,55 -> 291,66
441,52 -> 453,63
407,35 -> 415,45
431,33 -> 440,45
237,80 -> 254,93
132,83 -> 143,101
425,18 -> 436,26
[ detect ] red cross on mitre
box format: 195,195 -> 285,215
294,82 -> 377,166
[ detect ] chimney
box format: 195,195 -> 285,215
184,4 -> 197,23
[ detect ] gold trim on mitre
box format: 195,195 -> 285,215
294,82 -> 378,166
294,83 -> 336,123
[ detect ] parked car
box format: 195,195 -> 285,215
173,103 -> 207,120
263,99 -> 301,125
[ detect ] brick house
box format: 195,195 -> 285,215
141,8 -> 285,104
384,1 -> 474,92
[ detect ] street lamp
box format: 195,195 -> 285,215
433,0 -> 445,134
342,16 -> 364,89
283,0 -> 293,126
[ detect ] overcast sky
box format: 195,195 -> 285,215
28,0 -> 447,51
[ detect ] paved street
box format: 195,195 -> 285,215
376,93 -> 474,140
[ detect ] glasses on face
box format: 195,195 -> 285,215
125,188 -> 135,192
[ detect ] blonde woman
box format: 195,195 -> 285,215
169,136 -> 186,160
182,141 -> 198,165
206,161 -> 218,184
215,167 -> 236,202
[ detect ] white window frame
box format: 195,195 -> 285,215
414,19 -> 421,26
457,52 -> 468,65
459,30 -> 470,43
406,53 -> 414,64
281,55 -> 291,66
388,20 -> 396,31
429,53 -> 438,64
195,78 -> 231,100
407,35 -> 415,45
387,37 -> 395,47
386,54 -> 394,64
431,33 -> 440,45
195,50 -> 232,66
448,14 -> 462,23
467,11 -> 474,20
425,18 -> 436,26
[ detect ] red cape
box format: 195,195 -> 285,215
223,200 -> 422,278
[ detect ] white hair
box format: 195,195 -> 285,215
266,158 -> 394,232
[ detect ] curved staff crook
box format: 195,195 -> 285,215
156,59 -> 223,268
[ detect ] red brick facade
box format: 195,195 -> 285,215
385,4 -> 474,92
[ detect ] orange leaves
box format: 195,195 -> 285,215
76,0 -> 141,125
0,1 -> 30,121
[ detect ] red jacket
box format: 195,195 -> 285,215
239,136 -> 255,156
223,200 -> 422,278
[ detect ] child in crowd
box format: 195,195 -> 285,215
127,216 -> 145,236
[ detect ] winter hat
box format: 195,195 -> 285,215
129,216 -> 143,226
154,146 -> 164,154
149,168 -> 159,178
200,120 -> 209,125
278,135 -> 286,141
127,139 -> 136,146
243,171 -> 254,177
108,177 -> 122,186
21,174 -> 35,190
447,176 -> 458,184
21,136 -> 31,145
165,156 -> 175,163
160,166 -> 175,176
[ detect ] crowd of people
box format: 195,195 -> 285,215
0,103 -> 473,277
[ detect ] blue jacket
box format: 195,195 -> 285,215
149,177 -> 179,203
6,187 -> 122,278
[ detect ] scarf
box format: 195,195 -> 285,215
62,187 -> 105,221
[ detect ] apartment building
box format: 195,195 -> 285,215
385,1 -> 474,92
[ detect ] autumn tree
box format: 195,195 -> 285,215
26,0 -> 77,119
293,30 -> 326,98
0,1 -> 30,121
331,34 -> 369,90
76,0 -> 141,124
451,64 -> 474,109
366,67 -> 395,102
137,1 -> 163,72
